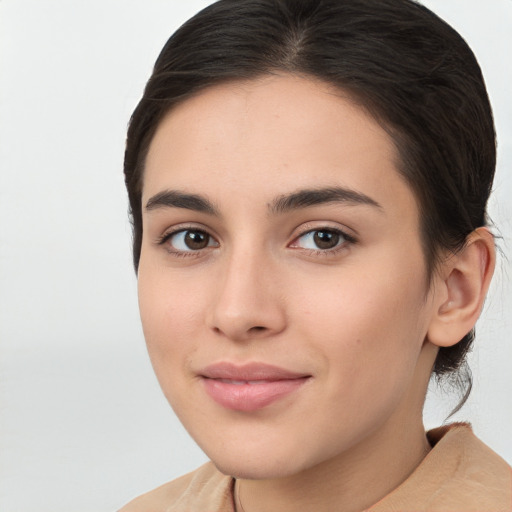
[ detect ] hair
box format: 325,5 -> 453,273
124,0 -> 496,409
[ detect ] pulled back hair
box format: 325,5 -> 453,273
124,0 -> 496,407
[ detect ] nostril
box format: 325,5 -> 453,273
250,326 -> 266,332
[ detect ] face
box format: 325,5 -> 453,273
138,75 -> 439,479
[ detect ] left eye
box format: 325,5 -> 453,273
292,229 -> 346,250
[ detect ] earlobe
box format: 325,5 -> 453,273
427,227 -> 495,348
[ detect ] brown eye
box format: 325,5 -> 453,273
313,230 -> 341,249
167,229 -> 218,252
291,228 -> 350,251
184,230 -> 210,250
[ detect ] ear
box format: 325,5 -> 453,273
427,227 -> 496,348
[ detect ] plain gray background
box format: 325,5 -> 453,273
0,1 -> 511,511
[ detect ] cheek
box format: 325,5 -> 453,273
137,267 -> 204,365
137,268 -> 210,414
301,265 -> 425,330
298,276 -> 427,440
296,252 -> 429,379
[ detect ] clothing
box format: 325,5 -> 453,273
119,423 -> 511,512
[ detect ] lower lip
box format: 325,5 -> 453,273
202,377 -> 309,412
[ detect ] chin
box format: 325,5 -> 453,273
201,437 -> 325,481
212,457 -> 300,480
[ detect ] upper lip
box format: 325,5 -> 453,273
200,362 -> 310,381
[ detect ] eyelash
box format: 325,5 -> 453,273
156,226 -> 357,258
156,226 -> 217,258
290,227 -> 357,256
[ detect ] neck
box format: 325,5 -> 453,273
236,413 -> 431,512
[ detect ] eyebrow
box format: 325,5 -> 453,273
270,187 -> 382,214
145,190 -> 218,215
144,186 -> 382,216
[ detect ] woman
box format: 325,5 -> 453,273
119,0 -> 511,510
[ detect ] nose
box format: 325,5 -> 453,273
207,248 -> 287,342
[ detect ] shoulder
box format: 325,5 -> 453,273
370,423 -> 512,512
426,422 -> 511,498
118,461 -> 234,512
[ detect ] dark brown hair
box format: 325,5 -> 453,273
124,0 -> 496,407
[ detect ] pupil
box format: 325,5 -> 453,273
185,231 -> 209,250
313,230 -> 339,249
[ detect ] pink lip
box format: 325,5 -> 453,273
200,362 -> 311,412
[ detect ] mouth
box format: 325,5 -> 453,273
200,362 -> 311,412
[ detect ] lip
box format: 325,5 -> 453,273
200,362 -> 311,412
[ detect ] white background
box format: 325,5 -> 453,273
0,1 -> 511,511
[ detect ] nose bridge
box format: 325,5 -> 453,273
209,241 -> 286,340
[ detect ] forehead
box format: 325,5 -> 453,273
143,74 -> 417,221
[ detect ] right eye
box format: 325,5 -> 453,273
164,229 -> 219,253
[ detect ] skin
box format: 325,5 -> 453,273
137,74 -> 495,512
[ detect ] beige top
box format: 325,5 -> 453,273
119,423 -> 512,512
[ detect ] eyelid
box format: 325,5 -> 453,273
155,224 -> 220,257
154,222 -> 356,257
290,221 -> 357,241
155,223 -> 215,244
288,223 -> 357,252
